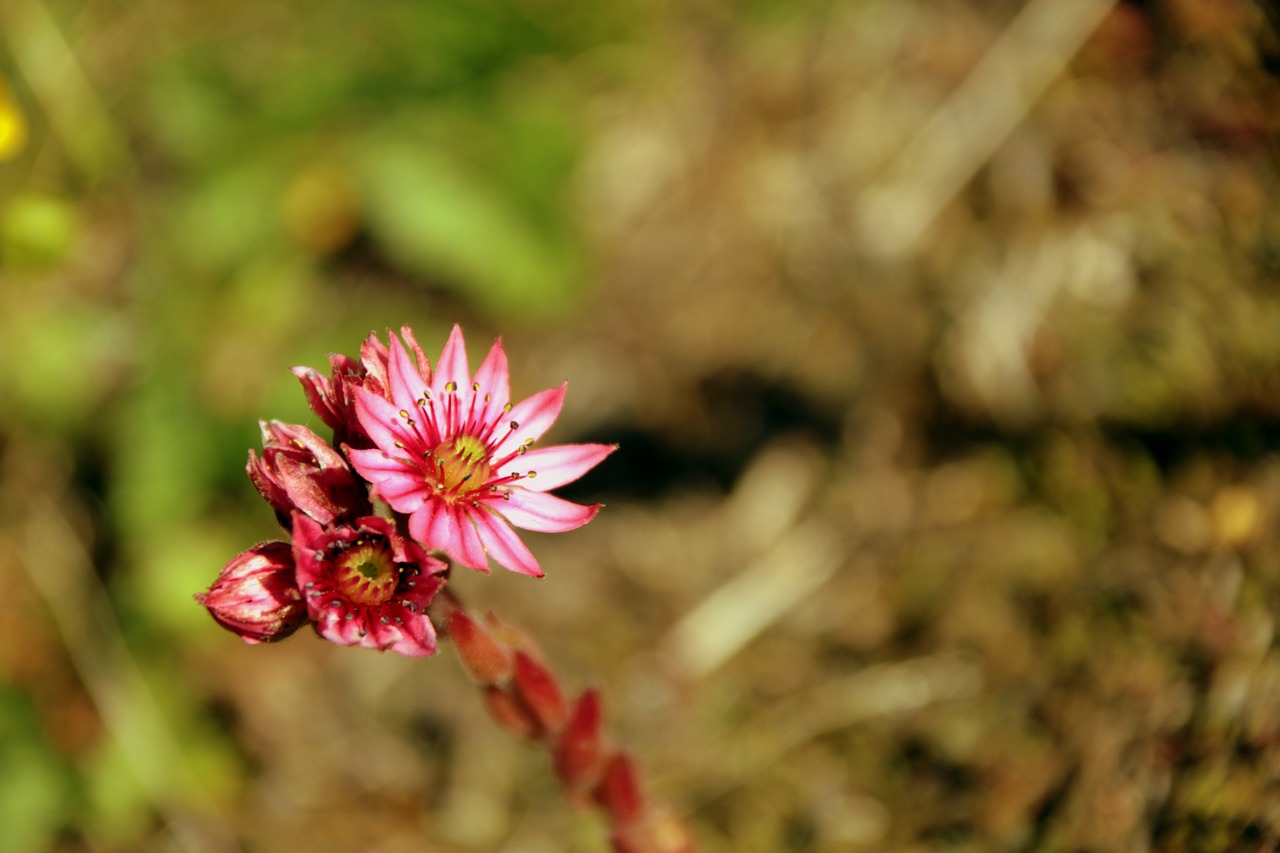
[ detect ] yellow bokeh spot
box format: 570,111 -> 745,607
0,83 -> 27,161
1210,485 -> 1263,549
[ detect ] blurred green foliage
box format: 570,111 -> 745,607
0,2 -> 647,849
3,0 -> 1280,850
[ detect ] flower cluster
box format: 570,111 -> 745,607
197,324 -> 615,656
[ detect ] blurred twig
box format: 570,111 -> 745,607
700,652 -> 983,804
658,440 -> 836,683
2,440 -> 236,853
854,0 -> 1115,257
0,0 -> 131,180
659,520 -> 843,683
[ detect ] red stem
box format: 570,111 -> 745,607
430,588 -> 698,853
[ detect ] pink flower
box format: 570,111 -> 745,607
247,421 -> 370,526
293,327 -> 433,450
346,325 -> 615,577
195,542 -> 308,644
292,514 -> 447,657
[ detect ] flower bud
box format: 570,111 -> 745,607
447,608 -> 515,685
594,753 -> 647,826
513,650 -> 568,735
554,689 -> 606,796
247,421 -> 370,526
195,542 -> 306,644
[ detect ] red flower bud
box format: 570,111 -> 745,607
554,689 -> 606,795
483,685 -> 541,738
448,608 -> 515,685
247,421 -> 370,525
513,650 -> 568,735
594,753 -> 647,826
195,542 -> 306,644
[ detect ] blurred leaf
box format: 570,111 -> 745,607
141,60 -> 240,168
109,375 -> 222,537
170,155 -> 289,274
358,138 -> 582,319
0,298 -> 124,434
0,686 -> 75,853
0,193 -> 77,271
82,727 -> 151,846
135,523 -> 255,639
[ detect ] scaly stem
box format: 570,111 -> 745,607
430,587 -> 698,853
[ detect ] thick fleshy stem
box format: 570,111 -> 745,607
431,588 -> 698,853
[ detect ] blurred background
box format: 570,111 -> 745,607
2,0 -> 1279,850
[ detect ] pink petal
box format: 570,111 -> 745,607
453,506 -> 491,570
469,337 -> 510,433
473,508 -> 544,577
409,500 -> 489,571
346,446 -> 406,480
499,489 -> 600,533
498,443 -> 616,492
291,511 -> 327,551
354,386 -> 420,454
399,325 -> 433,383
292,366 -> 341,430
387,611 -> 437,657
412,499 -> 448,550
360,332 -> 391,394
314,610 -> 360,645
346,448 -> 425,514
492,383 -> 566,459
387,336 -> 432,430
370,476 -> 428,512
367,609 -> 436,657
432,323 -> 472,398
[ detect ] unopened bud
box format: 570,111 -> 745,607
195,542 -> 306,644
513,650 -> 568,735
448,608 -> 515,685
483,685 -> 541,738
594,753 -> 647,826
555,689 -> 606,795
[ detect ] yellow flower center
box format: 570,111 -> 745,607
430,435 -> 492,499
333,540 -> 399,605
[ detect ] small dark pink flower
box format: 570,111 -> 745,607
346,325 -> 616,577
293,352 -> 368,448
195,542 -> 307,644
247,421 -> 371,526
293,327 -> 433,450
292,514 -> 447,657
